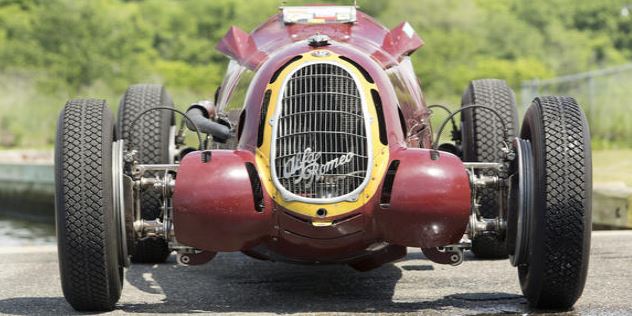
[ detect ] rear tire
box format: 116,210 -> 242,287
518,96 -> 591,309
461,79 -> 518,259
55,99 -> 122,311
117,84 -> 174,263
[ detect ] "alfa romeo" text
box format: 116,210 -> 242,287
282,148 -> 354,186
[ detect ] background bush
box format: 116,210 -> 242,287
0,0 -> 630,148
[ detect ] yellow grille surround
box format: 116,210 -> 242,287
255,51 -> 389,218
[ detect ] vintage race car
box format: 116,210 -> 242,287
55,5 -> 592,312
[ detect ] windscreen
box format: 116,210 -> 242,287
216,60 -> 255,113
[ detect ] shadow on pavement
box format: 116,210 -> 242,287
0,252 -> 531,315
0,297 -> 77,315
119,252 -> 528,314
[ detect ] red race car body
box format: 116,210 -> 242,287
172,7 -> 470,268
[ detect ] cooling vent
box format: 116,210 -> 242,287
272,62 -> 371,202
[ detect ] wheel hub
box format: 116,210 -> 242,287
507,137 -> 534,267
112,140 -> 130,267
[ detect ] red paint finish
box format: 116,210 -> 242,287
216,26 -> 268,70
267,210 -> 372,260
172,148 -> 470,263
172,151 -> 273,252
218,8 -> 431,149
376,149 -> 471,248
237,10 -> 422,69
171,7 -> 470,266
237,42 -> 416,152
257,148 -> 470,262
232,15 -> 431,152
373,22 -> 424,68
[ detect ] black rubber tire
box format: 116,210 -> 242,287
55,99 -> 122,311
117,84 -> 174,263
461,79 -> 519,259
518,96 -> 591,309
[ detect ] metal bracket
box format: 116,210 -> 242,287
464,161 -> 508,239
422,243 -> 467,266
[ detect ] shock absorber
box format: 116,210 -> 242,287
129,160 -> 216,266
130,163 -> 177,240
464,161 -> 506,239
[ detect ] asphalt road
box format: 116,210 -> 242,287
0,231 -> 630,315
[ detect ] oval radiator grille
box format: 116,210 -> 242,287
273,62 -> 370,201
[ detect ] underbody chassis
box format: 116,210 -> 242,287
54,5 -> 592,313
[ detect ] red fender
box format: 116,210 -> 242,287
172,150 -> 273,252
377,149 -> 471,248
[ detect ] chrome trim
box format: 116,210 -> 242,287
270,60 -> 373,203
168,125 -> 177,164
112,140 -> 129,267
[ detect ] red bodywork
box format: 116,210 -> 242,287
172,8 -> 471,268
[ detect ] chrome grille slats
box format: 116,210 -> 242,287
272,62 -> 369,201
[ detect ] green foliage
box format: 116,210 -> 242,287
0,0 -> 631,148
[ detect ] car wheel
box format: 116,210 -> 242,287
117,84 -> 174,263
517,96 -> 591,309
461,79 -> 518,259
55,99 -> 122,311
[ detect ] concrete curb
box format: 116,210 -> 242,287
0,163 -> 54,223
592,183 -> 632,229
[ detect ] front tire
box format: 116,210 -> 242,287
55,99 -> 122,311
461,79 -> 519,259
518,96 -> 591,309
117,84 -> 174,263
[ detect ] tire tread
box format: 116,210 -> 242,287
520,96 -> 591,308
56,99 -> 121,311
117,84 -> 173,263
461,79 -> 518,259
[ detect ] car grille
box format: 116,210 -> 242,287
273,62 -> 370,201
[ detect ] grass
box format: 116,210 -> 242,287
592,149 -> 632,187
0,71 -> 212,149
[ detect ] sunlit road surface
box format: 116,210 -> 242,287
0,231 -> 629,315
